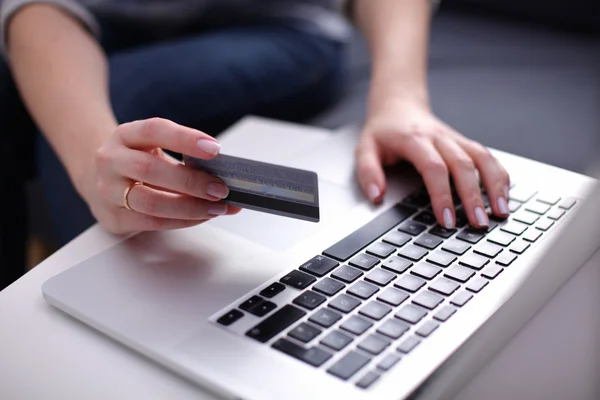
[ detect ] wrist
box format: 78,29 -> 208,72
367,85 -> 430,120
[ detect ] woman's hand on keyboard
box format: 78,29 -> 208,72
356,100 -> 510,229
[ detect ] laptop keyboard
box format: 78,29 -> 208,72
214,184 -> 578,389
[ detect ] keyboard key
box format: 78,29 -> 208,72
429,277 -> 460,296
259,282 -> 286,299
272,338 -> 332,367
395,304 -> 428,324
501,221 -> 528,235
474,242 -> 503,258
365,268 -> 396,286
523,229 -> 542,242
299,255 -> 339,277
288,323 -> 322,343
377,288 -> 410,306
487,231 -> 516,246
537,194 -> 561,205
313,277 -> 345,296
280,270 -> 316,289
459,253 -> 490,270
444,265 -> 475,283
377,319 -> 410,339
356,371 -> 381,389
558,198 -> 577,210
398,244 -> 429,261
341,315 -> 373,335
496,252 -> 517,266
398,221 -> 427,236
331,265 -> 363,283
510,240 -> 530,254
414,234 -> 443,250
433,305 -> 457,322
427,250 -> 457,267
403,190 -> 430,208
455,209 -> 468,228
429,225 -> 456,239
416,320 -> 439,337
508,199 -> 521,212
348,281 -> 380,299
382,256 -> 412,274
293,291 -> 326,310
248,300 -> 277,317
535,218 -> 554,231
513,211 -> 540,225
329,294 -> 361,313
397,336 -> 421,354
450,291 -> 473,307
239,295 -> 264,311
349,253 -> 380,271
412,291 -> 444,310
481,265 -> 503,279
327,351 -> 371,380
509,185 -> 536,203
394,275 -> 426,292
547,208 -> 566,220
466,277 -> 489,293
246,305 -> 306,343
457,228 -> 485,244
410,262 -> 442,280
383,231 -> 411,247
366,242 -> 396,259
323,203 -> 416,261
217,309 -> 244,326
320,330 -> 353,351
442,239 -> 471,255
309,308 -> 342,328
377,353 -> 401,371
360,301 -> 392,321
414,211 -> 437,225
526,201 -> 551,215
358,334 -> 390,355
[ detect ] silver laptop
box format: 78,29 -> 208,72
42,117 -> 600,400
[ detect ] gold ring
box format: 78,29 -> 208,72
123,181 -> 143,211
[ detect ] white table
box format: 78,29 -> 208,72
1,118 -> 599,400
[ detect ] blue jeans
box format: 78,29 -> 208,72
32,20 -> 346,245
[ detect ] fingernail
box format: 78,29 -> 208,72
474,206 -> 489,227
208,203 -> 228,216
207,182 -> 229,199
497,196 -> 509,215
443,208 -> 455,229
367,183 -> 381,202
197,139 -> 221,156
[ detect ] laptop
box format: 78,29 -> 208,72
42,116 -> 600,400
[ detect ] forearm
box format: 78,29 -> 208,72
353,0 -> 432,113
6,4 -> 117,195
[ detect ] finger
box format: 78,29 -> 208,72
435,136 -> 489,228
112,148 -> 229,200
355,135 -> 386,204
460,139 -> 511,218
116,118 -> 221,159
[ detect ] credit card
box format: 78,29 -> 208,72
183,153 -> 319,222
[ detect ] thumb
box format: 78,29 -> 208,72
356,135 -> 386,204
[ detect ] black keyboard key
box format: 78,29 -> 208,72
398,221 -> 427,236
398,244 -> 428,261
496,252 -> 517,266
272,338 -> 332,367
239,295 -> 264,311
365,268 -> 396,286
426,250 -> 457,267
433,305 -> 457,322
429,225 -> 456,239
260,282 -> 286,299
358,334 -> 390,355
466,277 -> 489,293
280,270 -> 316,289
450,291 -> 473,307
416,320 -> 439,338
487,231 -> 516,246
299,255 -> 339,277
329,293 -> 362,313
457,228 -> 485,244
348,280 -> 380,299
509,186 -> 536,203
377,353 -> 401,371
474,242 -> 503,258
394,275 -> 426,293
382,256 -> 412,274
320,330 -> 353,351
248,300 -> 277,317
366,242 -> 396,259
341,315 -> 373,335
513,211 -> 540,225
523,229 -> 542,242
313,277 -> 345,296
331,265 -> 363,283
403,189 -> 430,207
293,291 -> 326,310
501,221 -> 528,236
526,201 -> 551,215
327,351 -> 371,380
537,193 -> 561,205
410,262 -> 442,280
547,208 -> 566,220
510,240 -> 530,254
246,305 -> 306,343
397,336 -> 421,354
349,253 -> 380,271
377,319 -> 409,339
323,203 -> 416,261
217,309 -> 244,326
455,208 -> 468,228
442,239 -> 471,255
444,265 -> 475,283
460,253 -> 490,270
288,322 -> 322,343
558,198 -> 576,210
377,287 -> 410,306
395,304 -> 428,324
481,265 -> 503,279
414,234 -> 443,250
309,308 -> 342,328
429,277 -> 460,296
383,231 -> 411,247
412,291 -> 444,310
359,301 -> 392,321
414,211 -> 436,225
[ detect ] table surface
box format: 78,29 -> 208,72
1,119 -> 599,400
